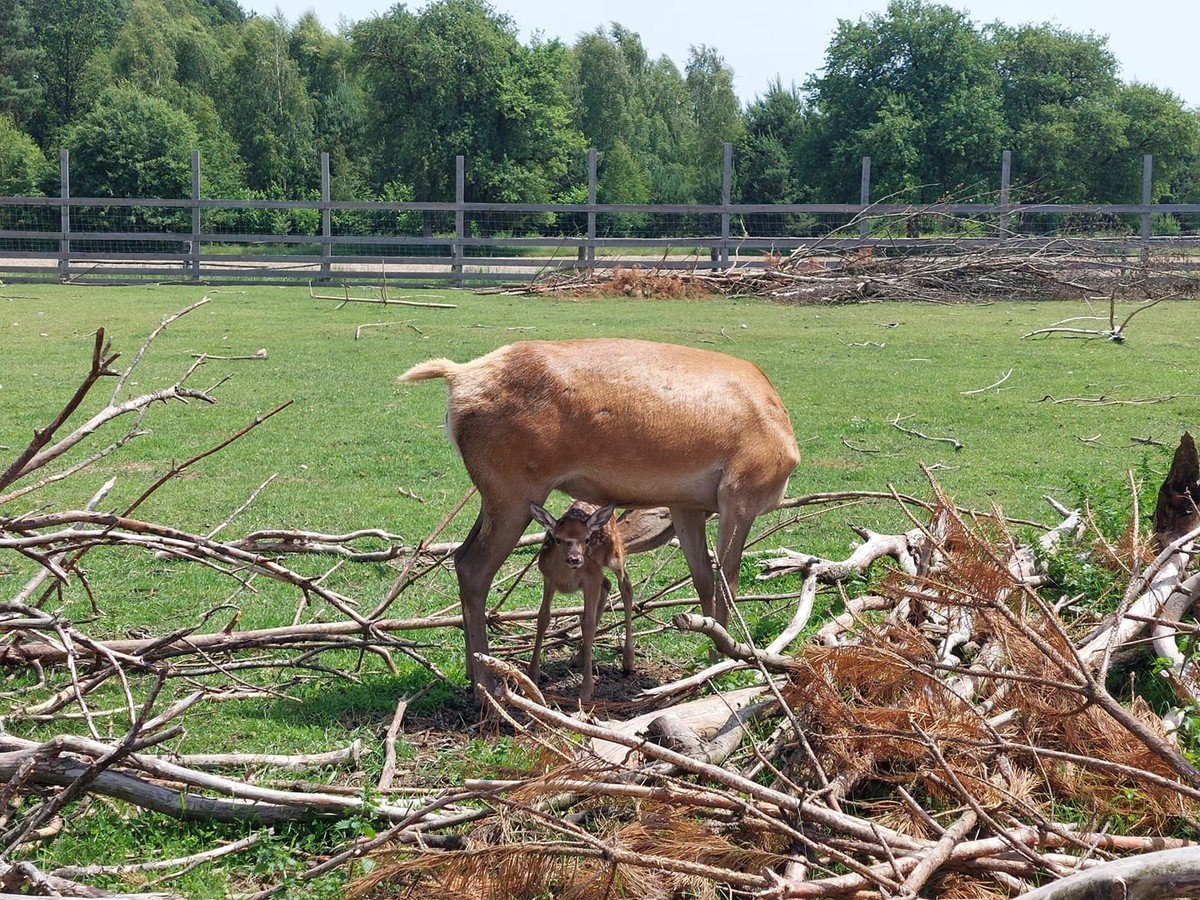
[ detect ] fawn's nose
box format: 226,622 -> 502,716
566,551 -> 584,567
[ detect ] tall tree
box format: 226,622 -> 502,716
685,45 -> 742,201
639,55 -> 696,202
216,14 -> 316,193
1106,83 -> 1200,202
570,28 -> 637,155
353,0 -> 581,203
27,0 -> 127,143
0,0 -> 43,127
989,23 -> 1125,200
63,84 -> 197,198
739,79 -> 811,203
805,0 -> 1006,201
290,13 -> 368,194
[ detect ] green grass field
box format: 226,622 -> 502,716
2,284 -> 1198,895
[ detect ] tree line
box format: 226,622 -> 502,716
0,0 -> 1197,210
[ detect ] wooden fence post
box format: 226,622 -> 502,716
320,152 -> 332,283
587,147 -> 597,270
191,151 -> 201,282
453,155 -> 465,287
1142,153 -> 1153,258
999,149 -> 1012,242
58,149 -> 70,282
859,156 -> 871,239
720,141 -> 732,268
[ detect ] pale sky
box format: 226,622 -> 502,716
239,0 -> 1200,109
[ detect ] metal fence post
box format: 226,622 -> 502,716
58,149 -> 70,282
1141,154 -> 1153,258
999,150 -> 1012,242
587,147 -> 597,270
191,151 -> 201,282
320,152 -> 332,283
453,155 -> 465,287
859,156 -> 871,239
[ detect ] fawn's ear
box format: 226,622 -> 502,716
529,502 -> 557,530
586,503 -> 617,533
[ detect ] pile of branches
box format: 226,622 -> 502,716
493,206 -> 1200,305
353,441 -> 1200,900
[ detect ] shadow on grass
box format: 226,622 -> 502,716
254,665 -> 476,734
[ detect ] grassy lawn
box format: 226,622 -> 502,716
1,284 -> 1198,895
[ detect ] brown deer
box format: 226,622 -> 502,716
528,500 -> 633,702
400,338 -> 800,697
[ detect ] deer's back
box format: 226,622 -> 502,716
442,340 -> 799,506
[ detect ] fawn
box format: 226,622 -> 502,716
528,500 -> 634,702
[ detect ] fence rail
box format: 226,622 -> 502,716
1,147 -> 1197,286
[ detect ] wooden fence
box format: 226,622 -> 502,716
1,146 -> 1198,286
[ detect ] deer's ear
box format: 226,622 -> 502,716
586,503 -> 617,533
530,502 -> 556,530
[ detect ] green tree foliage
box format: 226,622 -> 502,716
739,80 -> 811,203
216,15 -> 316,193
0,0 -> 43,127
354,0 -> 581,203
1107,84 -> 1200,202
598,139 -> 650,204
0,0 -> 1194,224
289,12 -> 367,179
685,45 -> 743,201
0,114 -> 48,194
103,0 -> 222,96
27,0 -> 127,142
565,26 -> 700,207
638,56 -> 698,203
570,29 -> 636,155
805,0 -> 1005,201
63,84 -> 197,198
990,23 -> 1124,200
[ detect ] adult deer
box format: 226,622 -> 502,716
400,338 -> 799,697
528,500 -> 632,702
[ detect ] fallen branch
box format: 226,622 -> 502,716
1013,847 -> 1200,899
890,414 -> 963,451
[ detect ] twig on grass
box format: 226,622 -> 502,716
308,281 -> 456,309
890,414 -> 964,451
961,368 -> 1013,395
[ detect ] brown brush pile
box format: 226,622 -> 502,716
352,443 -> 1200,900
528,265 -> 716,300
492,242 -> 1200,306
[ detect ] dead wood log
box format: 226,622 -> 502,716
0,734 -> 440,826
1153,431 -> 1200,546
477,654 -> 926,852
50,833 -> 262,880
1013,847 -> 1200,899
166,741 -> 363,772
590,686 -> 766,766
814,594 -> 896,646
1073,435 -> 1199,674
0,860 -> 183,898
670,613 -> 797,672
758,526 -> 925,582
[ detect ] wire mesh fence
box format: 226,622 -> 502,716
3,148 -> 1200,285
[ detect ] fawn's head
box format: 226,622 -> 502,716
530,502 -> 616,569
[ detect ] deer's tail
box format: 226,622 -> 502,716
398,358 -> 460,384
